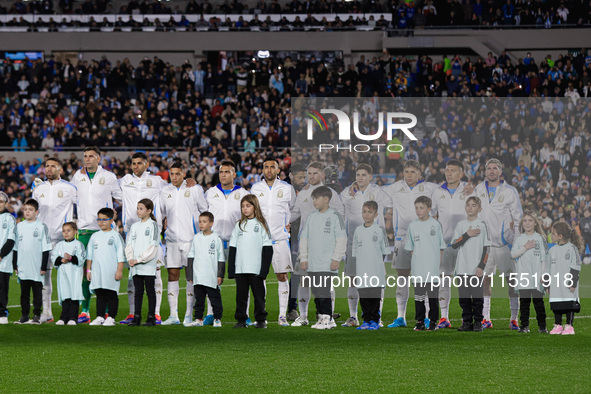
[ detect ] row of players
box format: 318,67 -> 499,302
0,149 -> 584,331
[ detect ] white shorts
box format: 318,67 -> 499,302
166,242 -> 191,269
484,245 -> 514,275
440,247 -> 458,276
272,240 -> 293,274
393,239 -> 412,270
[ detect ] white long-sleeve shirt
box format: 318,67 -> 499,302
120,171 -> 167,233
72,166 -> 122,231
160,181 -> 208,244
251,178 -> 295,242
340,183 -> 392,240
382,180 -> 438,240
32,178 -> 78,242
431,181 -> 473,245
204,184 -> 250,242
290,183 -> 345,233
475,180 -> 523,247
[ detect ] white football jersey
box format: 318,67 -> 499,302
160,181 -> 208,244
251,178 -> 295,242
33,179 -> 77,242
120,171 -> 167,233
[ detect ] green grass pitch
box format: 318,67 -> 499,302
1,265 -> 590,392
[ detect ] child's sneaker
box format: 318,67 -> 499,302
510,320 -> 519,330
518,326 -> 530,333
326,317 -> 337,329
424,318 -> 430,328
278,316 -> 289,326
254,321 -> 267,329
539,327 -> 548,334
119,314 -> 135,325
77,312 -> 90,324
40,315 -> 54,323
437,317 -> 451,329
472,322 -> 483,332
31,315 -> 41,325
481,319 -> 493,329
561,324 -> 575,335
287,309 -> 299,321
549,324 -> 564,335
14,315 -> 29,324
213,319 -> 222,328
67,320 -> 77,326
144,316 -> 156,327
0,316 -> 8,324
245,317 -> 254,326
89,316 -> 105,326
162,316 -> 181,326
103,317 -> 116,326
233,321 -> 248,328
368,321 -> 380,330
189,319 -> 203,327
457,321 -> 473,331
203,315 -> 214,325
414,321 -> 426,331
387,317 -> 407,328
55,320 -> 66,326
291,316 -> 309,326
128,316 -> 142,326
427,322 -> 438,331
356,321 -> 371,330
341,316 -> 359,327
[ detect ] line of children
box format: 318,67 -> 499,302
124,199 -> 159,327
511,211 -> 549,333
52,222 -> 86,325
452,197 -> 490,332
185,211 -> 225,327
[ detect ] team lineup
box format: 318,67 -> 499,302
0,149 -> 583,335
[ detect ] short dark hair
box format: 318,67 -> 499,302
307,161 -> 324,171
200,211 -> 214,222
45,157 -> 63,167
290,163 -> 306,174
363,200 -> 378,213
356,163 -> 373,174
97,207 -> 114,219
24,199 -> 39,211
84,146 -> 101,155
446,159 -> 464,170
63,221 -> 78,232
414,196 -> 432,208
132,152 -> 148,161
264,157 -> 279,166
311,186 -> 332,200
219,160 -> 236,172
170,162 -> 184,170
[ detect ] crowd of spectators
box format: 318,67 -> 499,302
0,0 -> 590,29
0,48 -> 590,247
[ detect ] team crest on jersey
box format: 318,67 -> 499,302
99,177 -> 106,185
210,242 -> 215,250
147,180 -> 152,188
534,242 -> 540,251
430,226 -> 436,236
33,228 -> 39,238
369,193 -> 375,201
565,250 -> 570,260
460,194 -> 466,200
254,224 -> 260,233
372,232 -> 378,242
108,237 -> 114,245
57,190 -> 64,198
278,190 -> 283,198
498,195 -> 505,203
184,190 -> 191,198
419,184 -> 425,192
2,221 -> 6,229
145,228 -> 150,236
234,193 -> 240,200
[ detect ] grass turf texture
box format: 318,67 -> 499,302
1,265 -> 590,392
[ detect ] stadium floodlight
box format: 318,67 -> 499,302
257,50 -> 271,59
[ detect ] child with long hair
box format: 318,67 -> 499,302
124,199 -> 159,326
228,195 -> 273,329
548,222 -> 583,335
511,211 -> 549,333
